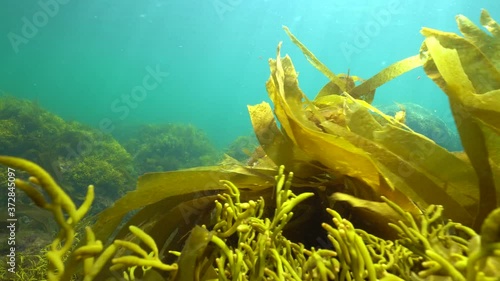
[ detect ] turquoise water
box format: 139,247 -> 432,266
0,1 -> 499,148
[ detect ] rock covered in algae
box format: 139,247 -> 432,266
0,96 -> 135,212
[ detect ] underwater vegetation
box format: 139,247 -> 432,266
1,8 -> 500,281
1,158 -> 499,281
114,123 -> 221,175
0,96 -> 137,272
0,96 -> 136,209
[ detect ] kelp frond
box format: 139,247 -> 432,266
420,9 -> 500,229
268,10 -> 500,230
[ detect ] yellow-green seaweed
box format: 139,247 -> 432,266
2,8 -> 500,281
1,156 -> 499,280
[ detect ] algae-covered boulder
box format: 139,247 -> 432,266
0,96 -> 135,210
378,102 -> 462,151
115,123 -> 220,175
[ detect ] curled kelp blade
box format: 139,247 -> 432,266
266,44 -> 425,218
421,13 -> 500,229
267,47 -> 379,189
248,101 -> 284,167
248,102 -> 330,179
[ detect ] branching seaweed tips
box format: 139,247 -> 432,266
0,156 -> 94,280
111,225 -> 177,280
188,166 -> 500,280
382,196 -> 500,280
0,156 -> 177,281
207,165 -> 315,280
2,155 -> 500,280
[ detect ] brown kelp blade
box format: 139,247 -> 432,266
248,102 -> 328,178
265,29 -> 485,226
421,28 -> 500,96
314,92 -> 477,225
420,12 -> 500,229
267,48 -> 380,189
92,165 -> 277,243
350,55 -> 422,100
283,26 -> 347,93
266,44 -> 427,221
